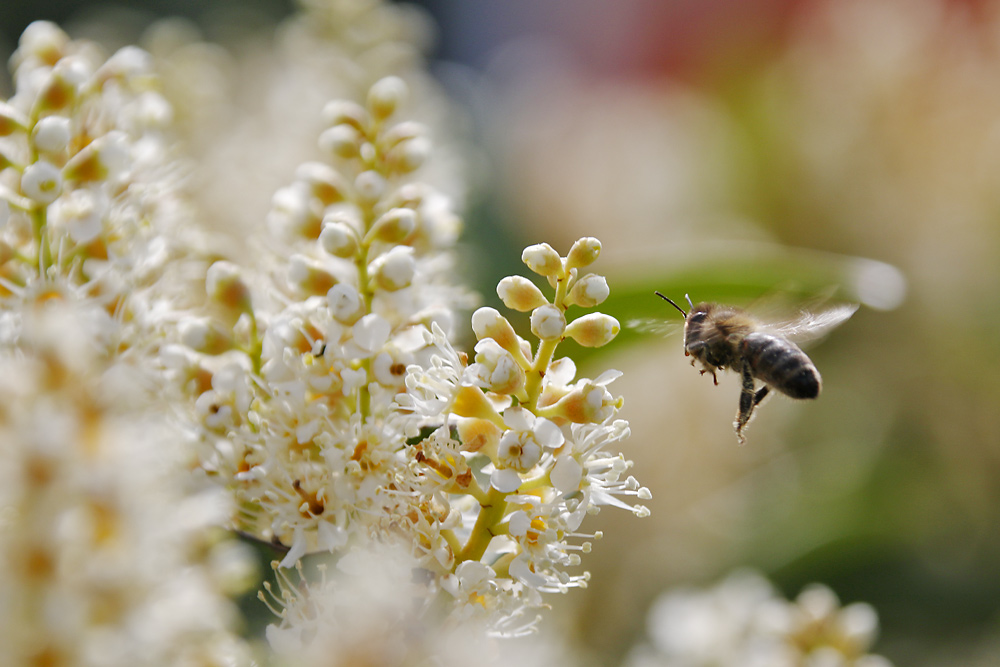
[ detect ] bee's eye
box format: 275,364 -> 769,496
689,312 -> 707,323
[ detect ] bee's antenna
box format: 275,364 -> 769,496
655,291 -> 688,318
685,294 -> 694,310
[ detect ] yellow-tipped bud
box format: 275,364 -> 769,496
288,255 -> 337,295
62,132 -> 129,183
321,100 -> 366,130
496,276 -> 547,312
471,307 -> 529,366
295,162 -> 347,205
521,242 -> 563,278
370,246 -> 415,291
0,102 -> 29,137
565,274 -> 610,308
319,218 -> 360,258
366,207 -> 416,244
206,261 -> 252,314
565,237 -> 601,270
564,313 -> 619,348
386,136 -> 430,173
542,380 -> 621,424
319,124 -> 362,159
367,76 -> 408,122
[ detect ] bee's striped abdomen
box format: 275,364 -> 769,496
742,332 -> 821,399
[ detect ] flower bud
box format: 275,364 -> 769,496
367,76 -> 408,121
179,317 -> 233,355
0,102 -> 29,136
543,380 -> 622,424
564,313 -> 619,347
386,136 -> 430,173
34,60 -> 85,112
295,161 -> 347,205
381,120 -> 425,146
354,170 -> 386,206
565,237 -> 601,270
206,261 -> 252,314
99,46 -> 153,82
319,218 -> 359,258
366,207 -> 416,244
496,276 -> 547,312
49,187 -> 108,243
321,100 -> 366,130
62,131 -> 130,183
370,245 -> 415,291
319,124 -> 362,159
327,283 -> 364,325
21,160 -> 62,203
17,21 -> 69,67
288,255 -> 337,295
521,242 -> 563,278
456,418 -> 502,454
530,304 -> 566,340
268,183 -> 322,239
472,338 -> 526,396
565,274 -> 610,308
33,115 -> 71,153
450,385 -> 504,426
471,307 -> 529,365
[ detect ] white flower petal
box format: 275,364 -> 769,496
508,510 -> 530,538
502,406 -> 532,431
352,313 -> 390,352
490,468 -> 522,493
551,455 -> 583,494
533,418 -> 564,449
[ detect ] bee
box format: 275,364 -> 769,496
655,291 -> 857,443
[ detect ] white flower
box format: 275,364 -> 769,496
469,337 -> 525,395
48,187 -> 108,243
497,407 -> 564,473
21,159 -> 62,203
33,115 -> 71,153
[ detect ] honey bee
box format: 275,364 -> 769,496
655,291 -> 857,443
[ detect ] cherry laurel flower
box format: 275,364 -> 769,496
0,3 -> 652,659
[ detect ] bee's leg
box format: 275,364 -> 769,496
753,385 -> 770,406
734,362 -> 756,444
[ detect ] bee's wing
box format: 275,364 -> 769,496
626,317 -> 683,338
760,303 -> 858,346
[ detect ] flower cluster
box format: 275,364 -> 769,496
382,236 -> 651,632
626,570 -> 893,667
150,12 -> 647,636
0,21 -> 254,666
0,21 -> 200,330
0,297 -> 252,667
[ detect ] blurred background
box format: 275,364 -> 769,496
4,0 -> 1000,664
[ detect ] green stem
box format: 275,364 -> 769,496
31,205 -> 50,276
523,272 -> 572,410
440,528 -> 462,557
456,485 -> 508,564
